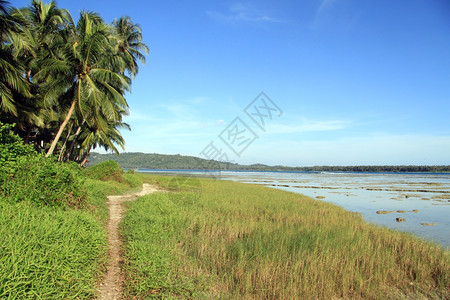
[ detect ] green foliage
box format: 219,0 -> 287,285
1,1 -> 148,160
0,122 -> 35,166
123,173 -> 143,189
88,152 -> 450,173
0,154 -> 86,207
85,160 -> 125,182
0,123 -> 85,207
0,196 -> 107,299
122,193 -> 208,299
0,158 -> 143,298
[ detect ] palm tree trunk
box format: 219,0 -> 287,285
79,147 -> 91,167
65,120 -> 85,161
65,127 -> 80,161
23,125 -> 32,144
45,98 -> 76,157
58,121 -> 74,161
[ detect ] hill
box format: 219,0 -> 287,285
87,152 -> 450,173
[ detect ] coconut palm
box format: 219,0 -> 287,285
75,119 -> 130,166
2,1 -> 147,160
39,11 -> 131,157
112,16 -> 149,78
0,0 -> 31,117
2,0 -> 73,139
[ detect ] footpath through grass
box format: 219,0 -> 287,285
122,174 -> 449,299
0,154 -> 141,298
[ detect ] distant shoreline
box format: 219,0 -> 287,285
134,168 -> 450,175
88,152 -> 450,173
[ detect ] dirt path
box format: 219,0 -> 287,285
98,183 -> 158,300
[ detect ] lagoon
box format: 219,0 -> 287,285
138,169 -> 450,248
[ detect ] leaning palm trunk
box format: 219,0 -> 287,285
57,121 -> 74,161
79,147 -> 91,167
64,120 -> 86,161
45,98 -> 76,157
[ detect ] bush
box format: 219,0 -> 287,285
85,160 -> 125,182
0,122 -> 35,167
0,123 -> 86,207
0,155 -> 86,207
124,173 -> 143,188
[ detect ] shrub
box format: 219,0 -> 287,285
0,122 -> 35,167
124,173 -> 143,188
0,123 -> 86,207
85,160 -> 125,182
0,155 -> 86,207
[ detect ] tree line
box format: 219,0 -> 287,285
0,0 -> 148,165
88,152 -> 450,173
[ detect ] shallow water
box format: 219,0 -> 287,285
139,170 -> 450,248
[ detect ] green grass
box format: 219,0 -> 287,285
0,130 -> 143,298
0,163 -> 140,299
122,175 -> 449,299
0,201 -> 106,299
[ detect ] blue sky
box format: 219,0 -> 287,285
13,0 -> 450,166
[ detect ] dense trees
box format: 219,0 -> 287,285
88,152 -> 450,173
0,0 -> 148,165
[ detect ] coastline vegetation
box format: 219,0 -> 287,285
89,152 -> 450,173
0,124 -> 139,298
0,0 -> 148,164
122,174 -> 449,299
3,1 -> 447,299
1,119 -> 448,298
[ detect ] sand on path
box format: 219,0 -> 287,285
98,183 -> 158,300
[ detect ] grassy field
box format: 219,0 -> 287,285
122,174 -> 449,299
0,160 -> 141,299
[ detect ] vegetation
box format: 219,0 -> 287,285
1,122 -> 85,207
89,151 -> 450,173
85,160 -> 126,182
122,174 -> 449,299
0,0 -> 148,164
0,125 -> 136,298
0,201 -> 106,298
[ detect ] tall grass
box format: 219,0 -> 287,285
0,199 -> 107,298
122,175 -> 449,299
0,159 -> 141,298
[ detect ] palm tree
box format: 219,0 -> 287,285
0,0 -> 31,118
2,2 -> 147,160
112,16 -> 149,78
40,11 -> 131,157
3,0 -> 72,139
76,119 -> 130,166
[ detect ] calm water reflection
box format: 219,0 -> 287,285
140,170 -> 450,248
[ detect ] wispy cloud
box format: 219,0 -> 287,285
317,0 -> 338,14
312,0 -> 357,30
207,3 -> 282,24
265,118 -> 351,135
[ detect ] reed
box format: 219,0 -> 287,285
121,175 -> 449,299
0,200 -> 107,299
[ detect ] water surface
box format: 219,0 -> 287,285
139,169 -> 450,248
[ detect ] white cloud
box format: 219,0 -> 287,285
207,3 -> 282,24
265,118 -> 351,134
